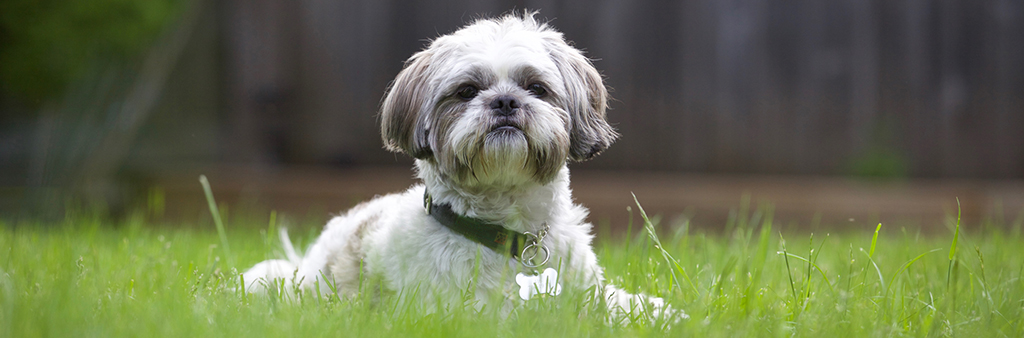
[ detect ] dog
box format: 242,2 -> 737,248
243,12 -> 680,320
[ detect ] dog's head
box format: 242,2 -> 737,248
381,12 -> 617,188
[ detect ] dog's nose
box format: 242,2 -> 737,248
489,95 -> 520,116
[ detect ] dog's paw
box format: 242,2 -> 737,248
604,285 -> 688,324
241,259 -> 297,293
641,295 -> 688,321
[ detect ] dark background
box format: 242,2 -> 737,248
1,0 -> 1022,226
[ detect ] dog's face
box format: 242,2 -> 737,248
381,14 -> 617,188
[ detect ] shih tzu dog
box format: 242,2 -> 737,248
243,12 -> 680,320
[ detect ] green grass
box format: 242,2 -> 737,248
2,204 -> 1023,337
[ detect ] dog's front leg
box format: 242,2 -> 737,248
602,284 -> 686,322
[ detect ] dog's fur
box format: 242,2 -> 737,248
243,12 -> 676,319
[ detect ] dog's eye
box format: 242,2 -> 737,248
527,83 -> 547,97
456,85 -> 479,100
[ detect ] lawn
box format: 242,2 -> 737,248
1,202 -> 1022,337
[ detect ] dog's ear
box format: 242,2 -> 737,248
544,37 -> 619,161
380,50 -> 433,159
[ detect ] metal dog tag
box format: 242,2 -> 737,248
515,268 -> 562,300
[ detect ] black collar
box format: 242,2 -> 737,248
424,191 -> 530,258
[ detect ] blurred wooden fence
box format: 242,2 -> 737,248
137,0 -> 1024,178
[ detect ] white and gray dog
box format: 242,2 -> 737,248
243,12 -> 679,319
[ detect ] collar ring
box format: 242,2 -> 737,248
520,243 -> 550,268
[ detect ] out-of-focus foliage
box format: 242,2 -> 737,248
0,0 -> 182,110
849,146 -> 909,179
848,120 -> 909,179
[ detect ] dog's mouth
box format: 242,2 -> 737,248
492,125 -> 520,133
489,116 -> 524,133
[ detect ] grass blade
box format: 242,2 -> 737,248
886,248 -> 943,296
860,249 -> 886,291
632,193 -> 700,298
948,198 -> 961,261
780,252 -> 835,294
199,175 -> 232,266
947,197 -> 962,287
779,233 -> 799,303
869,223 -> 881,258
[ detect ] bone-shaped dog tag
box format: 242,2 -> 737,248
515,268 -> 562,300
